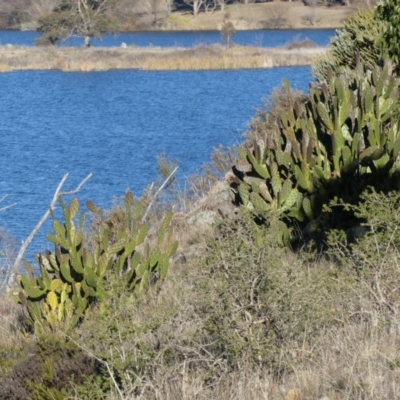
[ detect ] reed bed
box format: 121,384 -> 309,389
0,44 -> 325,72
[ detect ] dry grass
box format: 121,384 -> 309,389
88,251 -> 400,400
142,44 -> 324,71
0,44 -> 325,72
0,294 -> 23,343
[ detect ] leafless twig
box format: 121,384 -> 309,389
0,195 -> 17,213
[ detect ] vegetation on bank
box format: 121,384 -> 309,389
0,41 -> 324,72
1,0 -> 400,399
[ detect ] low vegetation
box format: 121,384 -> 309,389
0,43 -> 324,72
1,1 -> 400,399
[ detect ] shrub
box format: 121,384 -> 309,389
192,213 -> 352,372
0,333 -> 105,400
243,79 -> 307,144
327,187 -> 400,294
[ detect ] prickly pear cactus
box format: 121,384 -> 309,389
18,193 -> 178,333
231,58 -> 400,242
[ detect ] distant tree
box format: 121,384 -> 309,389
221,13 -> 235,47
184,0 -> 205,17
142,0 -> 167,25
303,0 -> 318,26
217,0 -> 226,12
0,0 -> 30,29
36,0 -> 118,47
184,0 -> 227,16
27,0 -> 55,26
164,0 -> 175,15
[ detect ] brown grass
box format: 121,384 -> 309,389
0,44 -> 325,72
80,247 -> 400,400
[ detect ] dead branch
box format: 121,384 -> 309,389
142,166 -> 178,222
4,173 -> 92,293
0,194 -> 17,213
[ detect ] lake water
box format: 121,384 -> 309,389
0,29 -> 335,48
0,28 -> 325,265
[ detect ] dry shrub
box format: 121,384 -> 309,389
0,333 -> 104,400
244,79 -> 308,143
284,38 -> 319,50
288,318 -> 400,399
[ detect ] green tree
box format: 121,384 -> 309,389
36,0 -> 118,47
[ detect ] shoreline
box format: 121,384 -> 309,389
0,44 -> 325,72
3,27 -> 340,33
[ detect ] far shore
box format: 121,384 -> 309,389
0,43 -> 325,72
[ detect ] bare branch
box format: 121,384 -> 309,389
142,166 -> 178,222
5,173 -> 92,293
61,173 -> 92,196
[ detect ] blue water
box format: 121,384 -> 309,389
0,66 -> 313,257
0,29 -> 335,48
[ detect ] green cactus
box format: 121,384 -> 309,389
231,58 -> 400,244
18,193 -> 178,333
